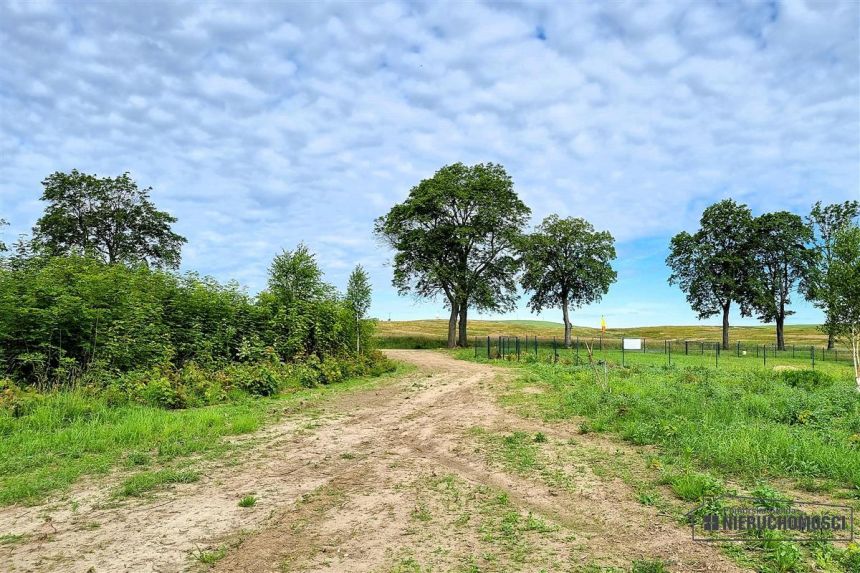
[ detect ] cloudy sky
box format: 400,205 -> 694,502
1,0 -> 858,328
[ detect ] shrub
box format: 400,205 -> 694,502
779,370 -> 833,390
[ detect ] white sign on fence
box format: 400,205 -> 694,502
623,338 -> 643,350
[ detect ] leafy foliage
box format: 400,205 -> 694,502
375,162 -> 530,347
748,211 -> 816,350
519,215 -> 617,347
32,170 -> 187,268
819,224 -> 860,387
806,201 -> 860,348
666,199 -> 755,348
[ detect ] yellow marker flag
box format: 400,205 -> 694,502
600,315 -> 606,334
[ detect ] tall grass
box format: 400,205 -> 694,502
471,354 -> 860,488
0,365 -> 406,506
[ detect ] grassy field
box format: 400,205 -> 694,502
376,319 -> 839,347
452,347 -> 860,572
0,366 -> 407,506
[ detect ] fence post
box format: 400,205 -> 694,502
792,345 -> 795,359
737,341 -> 740,357
643,338 -> 646,353
474,336 -> 477,358
516,336 -> 520,361
599,336 -> 603,351
576,336 -> 579,359
701,341 -> 704,355
715,343 -> 719,368
535,336 -> 538,356
487,336 -> 490,359
668,340 -> 672,366
763,345 -> 767,367
553,337 -> 558,363
685,341 -> 689,355
622,339 -> 625,367
811,345 -> 815,370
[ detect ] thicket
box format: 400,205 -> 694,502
0,246 -> 391,410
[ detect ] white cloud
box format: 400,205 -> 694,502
0,0 -> 856,325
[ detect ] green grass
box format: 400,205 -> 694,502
116,469 -> 199,497
461,353 -> 860,489
459,353 -> 860,572
0,364 -> 408,506
238,495 -> 257,507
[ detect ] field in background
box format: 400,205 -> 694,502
376,319 -> 835,346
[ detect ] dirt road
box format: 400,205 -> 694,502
0,350 -> 748,572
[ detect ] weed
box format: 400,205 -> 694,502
115,469 -> 199,497
238,495 -> 256,508
667,471 -> 723,501
194,545 -> 227,565
630,560 -> 669,573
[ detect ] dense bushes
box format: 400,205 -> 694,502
0,245 -> 391,406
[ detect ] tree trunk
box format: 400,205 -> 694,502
721,302 -> 730,350
851,327 -> 859,393
562,294 -> 571,348
458,304 -> 468,348
776,314 -> 785,351
447,302 -> 458,349
827,330 -> 835,351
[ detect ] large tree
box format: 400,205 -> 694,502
33,170 -> 186,268
666,199 -> 756,349
345,265 -> 372,353
375,162 -> 530,347
822,224 -> 860,390
748,211 -> 815,350
806,200 -> 860,349
519,216 -> 616,348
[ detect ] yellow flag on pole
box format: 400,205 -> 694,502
600,315 -> 606,334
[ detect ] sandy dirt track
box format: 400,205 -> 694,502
0,350 -> 749,572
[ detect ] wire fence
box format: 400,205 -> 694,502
477,335 -> 854,371
376,335 -> 854,371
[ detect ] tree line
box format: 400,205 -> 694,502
375,163 -> 860,385
0,170 -> 382,399
667,199 -> 860,352
374,162 -> 617,349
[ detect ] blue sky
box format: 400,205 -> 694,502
0,1 -> 858,328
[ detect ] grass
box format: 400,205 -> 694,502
376,319 -> 839,346
457,350 -> 860,572
116,469 -> 199,497
195,545 -> 227,565
238,495 -> 256,507
0,364 -> 409,506
490,358 -> 860,487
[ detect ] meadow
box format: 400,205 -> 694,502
0,364 -> 404,506
450,342 -> 860,572
376,319 -> 840,347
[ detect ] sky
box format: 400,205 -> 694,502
1,0 -> 858,328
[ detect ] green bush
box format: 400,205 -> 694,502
778,369 -> 833,390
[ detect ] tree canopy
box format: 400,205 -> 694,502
345,265 -> 372,353
375,162 -> 530,347
33,170 -> 187,268
666,199 -> 756,349
820,224 -> 860,389
519,215 -> 616,348
806,200 -> 860,349
748,211 -> 815,350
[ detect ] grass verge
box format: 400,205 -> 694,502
0,363 -> 409,506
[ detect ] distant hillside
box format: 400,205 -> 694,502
375,319 -> 831,345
